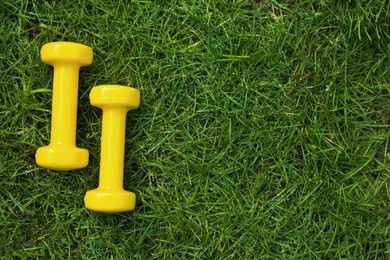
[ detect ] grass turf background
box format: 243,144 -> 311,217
0,0 -> 389,258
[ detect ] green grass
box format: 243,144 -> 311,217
1,0 -> 389,258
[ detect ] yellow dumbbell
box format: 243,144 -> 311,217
35,42 -> 93,171
84,85 -> 140,213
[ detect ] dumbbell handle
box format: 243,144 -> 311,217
99,108 -> 127,190
50,65 -> 80,145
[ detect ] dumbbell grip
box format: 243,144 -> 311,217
50,65 -> 80,145
98,108 -> 127,190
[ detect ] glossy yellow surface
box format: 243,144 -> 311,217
35,42 -> 93,171
84,85 -> 140,213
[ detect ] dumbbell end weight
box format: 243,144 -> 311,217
84,189 -> 136,213
36,146 -> 89,171
41,42 -> 93,66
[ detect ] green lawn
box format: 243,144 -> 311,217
1,0 -> 389,258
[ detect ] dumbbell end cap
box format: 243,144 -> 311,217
41,42 -> 93,66
90,85 -> 140,110
84,189 -> 136,213
36,145 -> 89,171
